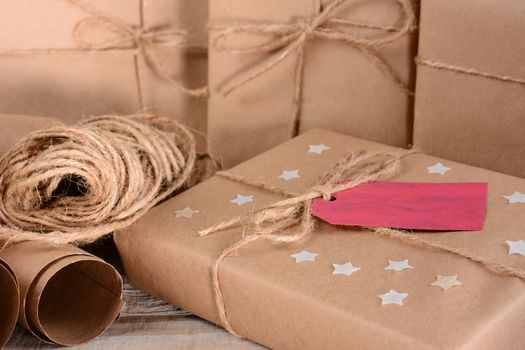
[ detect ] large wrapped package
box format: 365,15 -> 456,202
116,129 -> 525,349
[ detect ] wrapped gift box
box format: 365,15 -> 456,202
413,0 -> 525,178
208,0 -> 418,167
116,129 -> 525,349
0,0 -> 208,149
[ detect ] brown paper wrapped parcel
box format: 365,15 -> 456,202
116,129 -> 525,349
414,0 -> 525,178
208,0 -> 418,167
0,114 -> 124,346
0,0 -> 208,148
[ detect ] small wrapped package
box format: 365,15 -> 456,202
0,258 -> 18,349
0,0 -> 208,148
0,241 -> 124,346
116,129 -> 525,349
208,0 -> 418,167
413,0 -> 525,178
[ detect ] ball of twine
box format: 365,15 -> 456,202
0,114 -> 199,246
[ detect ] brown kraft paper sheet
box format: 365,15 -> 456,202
0,258 -> 18,349
208,0 -> 418,167
0,241 -> 124,346
413,0 -> 525,179
0,0 -> 208,150
0,114 -> 124,346
117,129 -> 525,349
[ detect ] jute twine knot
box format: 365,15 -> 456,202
211,0 -> 415,137
67,0 -> 208,99
0,114 -> 199,247
199,149 -> 525,337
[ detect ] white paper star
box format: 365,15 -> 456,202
503,192 -> 525,204
431,275 -> 463,290
290,251 -> 318,263
385,260 -> 413,272
427,162 -> 451,175
230,194 -> 254,206
378,289 -> 408,305
174,207 -> 199,219
308,144 -> 330,154
278,169 -> 300,181
332,262 -> 361,276
506,240 -> 525,256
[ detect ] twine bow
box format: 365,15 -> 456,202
211,0 -> 416,137
199,149 -> 525,337
0,0 -> 208,112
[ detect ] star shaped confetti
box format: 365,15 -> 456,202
503,192 -> 525,204
230,194 -> 254,206
506,240 -> 525,256
385,260 -> 413,272
427,162 -> 451,175
290,251 -> 318,263
431,275 -> 462,290
278,169 -> 300,181
308,144 -> 330,154
174,207 -> 199,219
378,289 -> 408,305
332,262 -> 361,276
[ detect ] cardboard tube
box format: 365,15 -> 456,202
0,258 -> 19,348
0,241 -> 124,346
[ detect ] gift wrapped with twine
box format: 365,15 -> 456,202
117,129 -> 525,349
0,0 -> 209,149
208,0 -> 418,167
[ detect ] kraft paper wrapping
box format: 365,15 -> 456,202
0,0 -> 208,150
116,129 -> 525,349
0,259 -> 18,349
208,0 -> 418,168
0,114 -> 124,346
0,114 -> 62,155
413,0 -> 525,179
0,241 -> 124,346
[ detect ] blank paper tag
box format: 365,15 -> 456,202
311,182 -> 488,231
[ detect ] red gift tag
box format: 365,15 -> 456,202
311,182 -> 488,231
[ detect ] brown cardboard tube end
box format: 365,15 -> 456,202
27,258 -> 124,346
0,259 -> 19,349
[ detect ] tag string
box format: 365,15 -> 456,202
199,149 -> 525,337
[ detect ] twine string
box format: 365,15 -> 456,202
199,149 -> 525,337
0,114 -> 198,247
416,57 -> 525,86
211,0 -> 416,137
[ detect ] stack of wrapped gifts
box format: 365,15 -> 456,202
0,0 -> 524,349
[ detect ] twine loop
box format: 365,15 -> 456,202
0,114 -> 198,247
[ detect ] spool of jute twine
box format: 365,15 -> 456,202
0,114 -> 210,247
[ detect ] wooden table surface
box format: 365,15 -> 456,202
4,241 -> 265,350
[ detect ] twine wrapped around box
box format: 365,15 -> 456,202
0,0 -> 208,113
200,149 -> 525,337
211,0 -> 416,137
